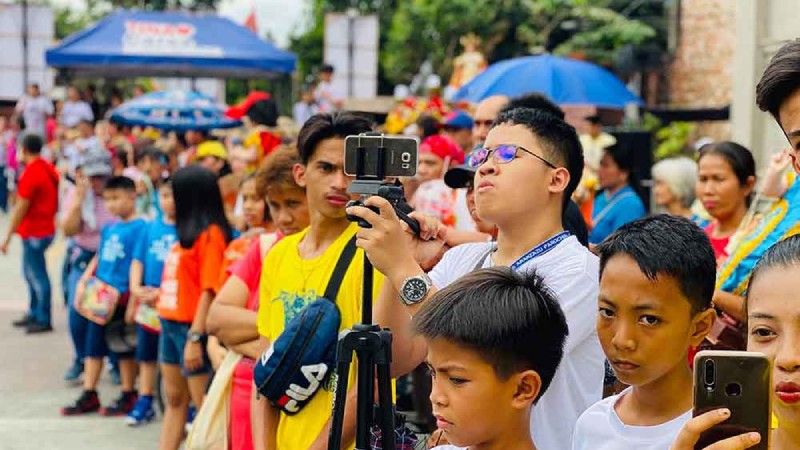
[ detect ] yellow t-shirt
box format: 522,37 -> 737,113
257,222 -> 384,450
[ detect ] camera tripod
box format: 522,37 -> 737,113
329,135 -> 421,450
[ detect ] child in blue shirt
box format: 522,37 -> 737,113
62,176 -> 147,417
125,182 -> 177,426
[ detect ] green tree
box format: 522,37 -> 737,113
381,0 -> 656,87
516,0 -> 656,65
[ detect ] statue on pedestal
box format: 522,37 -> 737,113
448,33 -> 487,90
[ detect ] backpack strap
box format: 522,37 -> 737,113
322,235 -> 359,302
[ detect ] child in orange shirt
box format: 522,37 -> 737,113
156,165 -> 232,450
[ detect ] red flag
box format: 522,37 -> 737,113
244,6 -> 258,33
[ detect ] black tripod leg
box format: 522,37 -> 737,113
328,339 -> 354,450
376,360 -> 396,450
355,350 -> 375,450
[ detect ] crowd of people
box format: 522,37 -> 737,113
2,40 -> 800,450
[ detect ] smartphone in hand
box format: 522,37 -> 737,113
693,350 -> 771,450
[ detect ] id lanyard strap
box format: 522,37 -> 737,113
509,231 -> 571,270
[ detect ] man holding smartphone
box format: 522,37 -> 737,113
254,112 -> 381,450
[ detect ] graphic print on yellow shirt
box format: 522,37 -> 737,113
257,222 -> 384,450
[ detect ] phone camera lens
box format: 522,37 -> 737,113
704,360 -> 716,387
725,382 -> 742,397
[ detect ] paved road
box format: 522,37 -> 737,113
0,216 -> 161,450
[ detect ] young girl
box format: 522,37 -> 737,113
673,235 -> 800,450
206,173 -> 273,369
205,146 -> 310,450
125,183 -> 177,427
156,165 -> 232,450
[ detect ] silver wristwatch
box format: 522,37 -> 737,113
399,273 -> 433,305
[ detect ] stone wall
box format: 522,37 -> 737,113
667,0 -> 736,141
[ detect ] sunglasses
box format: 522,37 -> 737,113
467,144 -> 557,169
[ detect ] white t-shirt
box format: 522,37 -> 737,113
60,100 -> 94,128
16,95 -> 53,137
429,236 -> 604,450
572,388 -> 691,450
314,80 -> 342,113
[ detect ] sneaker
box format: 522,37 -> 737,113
25,322 -> 53,334
184,405 -> 197,434
100,391 -> 138,417
125,395 -> 156,427
63,361 -> 84,385
109,365 -> 121,386
12,315 -> 33,327
61,390 -> 100,416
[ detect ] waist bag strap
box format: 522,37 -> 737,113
322,235 -> 358,303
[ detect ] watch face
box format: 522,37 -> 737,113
403,278 -> 428,302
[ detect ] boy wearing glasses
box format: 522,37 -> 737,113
348,107 -> 604,449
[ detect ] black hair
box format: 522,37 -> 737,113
698,141 -> 756,205
413,267 -> 568,401
563,200 -> 589,247
172,165 -> 233,249
113,150 -> 128,168
296,112 -> 373,164
586,115 -> 602,125
103,175 -> 136,192
602,143 -> 639,189
747,234 -> 800,308
141,147 -> 168,166
247,98 -> 279,127
320,64 -> 335,74
417,114 -> 441,139
493,107 -> 584,206
502,93 -> 565,120
22,133 -> 43,154
596,214 -> 716,314
756,39 -> 800,122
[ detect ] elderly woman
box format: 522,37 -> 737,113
652,156 -> 706,225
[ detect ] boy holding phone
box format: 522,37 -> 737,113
572,215 -> 717,449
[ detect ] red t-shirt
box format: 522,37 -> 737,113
17,157 -> 59,239
704,222 -> 731,264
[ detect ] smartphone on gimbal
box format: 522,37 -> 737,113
343,134 -> 418,179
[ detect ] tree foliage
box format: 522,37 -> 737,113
290,0 -> 660,93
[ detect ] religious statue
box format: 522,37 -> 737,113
448,33 -> 488,89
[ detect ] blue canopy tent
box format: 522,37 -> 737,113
45,10 -> 297,78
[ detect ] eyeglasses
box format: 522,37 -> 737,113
467,144 -> 557,169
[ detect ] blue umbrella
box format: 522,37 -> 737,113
109,90 -> 241,132
452,54 -> 643,109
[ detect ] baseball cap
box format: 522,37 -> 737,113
225,91 -> 271,120
78,147 -> 112,178
444,164 -> 476,189
443,110 -> 474,130
444,146 -> 480,189
194,140 -> 228,161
